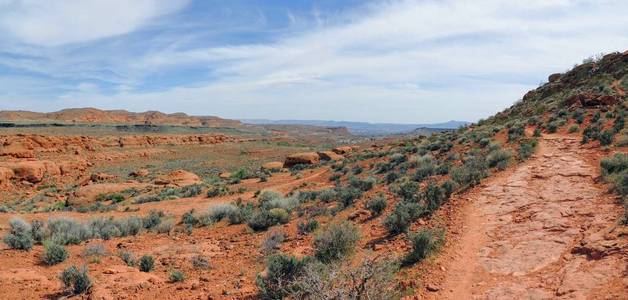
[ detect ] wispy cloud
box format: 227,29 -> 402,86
0,0 -> 626,123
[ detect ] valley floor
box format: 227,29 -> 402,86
428,135 -> 627,299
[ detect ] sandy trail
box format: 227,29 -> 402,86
433,136 -> 627,299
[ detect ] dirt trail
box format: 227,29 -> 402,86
433,136 -> 627,299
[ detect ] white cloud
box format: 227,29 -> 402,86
0,0 -> 189,46
1,0 -> 627,123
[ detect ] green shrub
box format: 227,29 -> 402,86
568,125 -> 579,133
349,177 -> 376,191
441,180 -> 456,198
365,194 -> 387,217
297,219 -> 319,235
547,122 -> 558,133
3,218 -> 34,250
118,250 -> 136,266
336,186 -> 362,208
352,165 -> 363,175
247,208 -> 289,231
411,156 -> 435,182
256,253 -> 312,299
519,139 -> 538,160
487,149 -> 513,170
42,241 -> 68,265
318,189 -> 336,202
421,182 -> 444,214
383,202 -> 423,235
169,270 -> 185,282
450,156 -> 488,190
59,265 -> 92,294
533,128 -> 542,137
600,130 -> 614,146
139,255 -> 154,272
142,210 -> 164,230
30,220 -> 45,244
402,228 -> 444,266
207,185 -> 230,197
313,222 -> 360,263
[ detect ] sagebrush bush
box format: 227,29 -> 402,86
3,218 -> 34,250
318,188 -> 336,202
365,194 -> 387,217
169,270 -> 185,282
450,156 -> 488,190
411,156 -> 435,182
191,254 -> 211,270
518,139 -> 538,160
349,176 -> 376,191
261,230 -> 286,254
42,241 -> 68,265
383,202 -> 423,235
568,124 -> 579,133
139,255 -> 154,272
486,148 -> 513,170
335,186 -> 362,208
247,208 -> 289,231
118,250 -> 136,266
297,219 -> 319,235
402,228 -> 444,266
256,253 -> 312,299
314,222 -> 360,263
421,182 -> 444,214
59,265 -> 92,294
599,130 -> 614,146
207,185 -> 230,197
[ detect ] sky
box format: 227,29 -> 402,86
0,0 -> 626,124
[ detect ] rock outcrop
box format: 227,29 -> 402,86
155,170 -> 202,187
284,152 -> 320,167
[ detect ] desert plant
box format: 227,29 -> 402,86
421,182 -> 444,214
291,257 -> 400,300
59,265 -> 92,294
365,194 -> 387,217
533,128 -> 542,137
3,218 -> 34,250
256,253 -> 312,299
402,228 -> 444,266
207,185 -> 230,197
383,202 -> 423,235
568,124 -> 579,133
261,230 -> 286,254
191,254 -> 211,270
318,189 -> 336,202
139,255 -> 154,272
42,241 -> 68,265
519,139 -> 538,160
169,270 -> 185,282
450,156 -> 488,190
486,148 -> 513,170
600,130 -> 614,146
313,222 -> 360,263
118,250 -> 136,266
335,186 -> 362,208
297,219 -> 319,235
349,176 -> 376,191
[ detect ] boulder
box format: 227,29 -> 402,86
2,160 -> 61,183
317,151 -> 344,161
548,73 -> 562,82
284,152 -> 320,167
566,92 -> 620,107
155,170 -> 201,186
332,146 -> 354,154
219,172 -> 231,179
261,161 -> 284,171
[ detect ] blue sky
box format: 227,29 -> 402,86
0,0 -> 626,123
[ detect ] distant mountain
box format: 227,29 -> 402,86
241,119 -> 470,135
0,108 -> 243,128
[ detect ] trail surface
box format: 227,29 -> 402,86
434,136 -> 627,299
